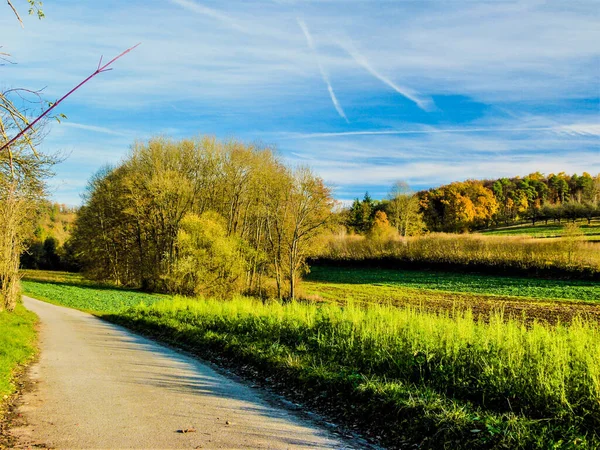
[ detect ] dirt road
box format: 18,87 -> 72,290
12,296 -> 359,449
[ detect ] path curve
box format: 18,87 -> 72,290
13,296 -> 357,449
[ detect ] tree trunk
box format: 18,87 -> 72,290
289,252 -> 295,302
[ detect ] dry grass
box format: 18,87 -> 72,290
320,232 -> 600,276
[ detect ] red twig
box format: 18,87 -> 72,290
0,43 -> 141,153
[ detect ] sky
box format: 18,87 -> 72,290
1,0 -> 599,205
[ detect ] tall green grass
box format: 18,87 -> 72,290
0,303 -> 37,410
113,296 -> 600,448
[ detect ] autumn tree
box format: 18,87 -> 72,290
368,210 -> 397,243
281,168 -> 334,300
420,181 -> 497,232
71,137 -> 334,301
387,181 -> 425,237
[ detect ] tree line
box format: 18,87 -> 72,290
70,137 -> 333,300
19,202 -> 79,271
342,173 -> 600,235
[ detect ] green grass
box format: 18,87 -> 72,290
305,266 -> 600,303
480,221 -> 600,239
0,303 -> 37,410
21,272 -> 600,449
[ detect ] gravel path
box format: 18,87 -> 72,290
12,296 -> 357,449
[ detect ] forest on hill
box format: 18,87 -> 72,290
343,172 -> 600,235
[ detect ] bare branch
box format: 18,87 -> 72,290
0,43 -> 141,154
6,0 -> 24,28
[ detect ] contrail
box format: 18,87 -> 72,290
297,18 -> 349,122
170,0 -> 246,32
278,124 -> 600,139
338,40 -> 434,112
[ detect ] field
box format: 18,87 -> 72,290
18,269 -> 600,448
480,220 -> 600,240
305,266 -> 600,302
303,266 -> 600,324
20,270 -> 166,314
0,304 -> 37,415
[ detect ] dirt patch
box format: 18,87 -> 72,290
306,283 -> 600,325
0,361 -> 47,450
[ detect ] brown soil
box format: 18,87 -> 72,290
306,284 -> 600,325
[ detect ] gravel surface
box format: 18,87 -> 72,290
12,296 -> 357,449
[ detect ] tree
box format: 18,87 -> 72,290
387,181 -> 425,237
1,7 -> 136,310
369,210 -> 397,242
71,137 -> 334,301
0,92 -> 55,310
265,167 -> 334,301
348,192 -> 374,234
6,1 -> 44,26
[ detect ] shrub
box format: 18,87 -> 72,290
166,212 -> 250,297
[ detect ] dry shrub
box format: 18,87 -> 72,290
321,231 -> 600,274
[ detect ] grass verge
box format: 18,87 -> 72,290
0,303 -> 37,416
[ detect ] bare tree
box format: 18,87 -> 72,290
0,5 -> 138,309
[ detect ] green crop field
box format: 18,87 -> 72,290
21,271 -> 166,314
480,221 -> 600,239
304,265 -> 600,302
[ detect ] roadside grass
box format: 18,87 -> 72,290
0,303 -> 37,413
110,297 -> 600,449
20,273 -> 600,449
480,220 -> 600,239
304,266 -> 600,303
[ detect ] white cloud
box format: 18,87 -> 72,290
554,123 -> 600,136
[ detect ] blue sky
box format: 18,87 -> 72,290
2,0 -> 599,205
